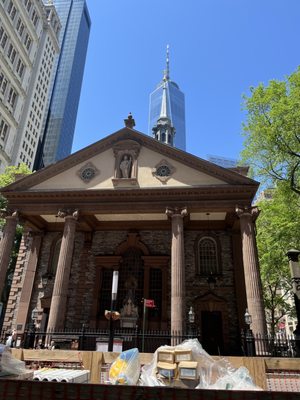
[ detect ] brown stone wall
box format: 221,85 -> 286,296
4,227 -> 240,348
184,229 -> 240,352
87,230 -> 172,328
3,232 -> 30,332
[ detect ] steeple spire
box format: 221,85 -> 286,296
163,44 -> 170,81
152,78 -> 175,146
148,46 -> 186,150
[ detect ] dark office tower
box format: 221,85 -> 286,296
148,46 -> 186,151
35,0 -> 91,168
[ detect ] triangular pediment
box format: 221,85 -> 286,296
2,127 -> 258,194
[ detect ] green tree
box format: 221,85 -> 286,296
242,67 -> 300,195
256,185 -> 300,336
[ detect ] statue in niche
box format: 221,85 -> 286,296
119,154 -> 132,178
122,297 -> 138,318
120,275 -> 139,325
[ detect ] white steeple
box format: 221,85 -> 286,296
152,47 -> 175,147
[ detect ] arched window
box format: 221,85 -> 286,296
196,236 -> 220,275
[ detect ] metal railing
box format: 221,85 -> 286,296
0,326 -> 199,353
1,327 -> 299,357
241,330 -> 300,358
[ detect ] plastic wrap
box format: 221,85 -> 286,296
0,344 -> 28,377
140,339 -> 262,390
140,339 -> 207,386
197,365 -> 262,390
109,348 -> 140,385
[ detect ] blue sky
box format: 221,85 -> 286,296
72,0 -> 300,162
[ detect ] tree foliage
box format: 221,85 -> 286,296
256,185 -> 300,335
0,164 -> 31,210
0,164 -> 31,305
242,67 -> 300,195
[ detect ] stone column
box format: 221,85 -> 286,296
166,207 -> 187,337
47,209 -> 78,331
236,206 -> 267,336
15,231 -> 44,333
0,210 -> 18,299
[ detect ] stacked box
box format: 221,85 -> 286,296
157,362 -> 177,379
157,349 -> 175,363
178,361 -> 198,380
174,349 -> 192,363
157,349 -> 177,378
156,348 -> 199,382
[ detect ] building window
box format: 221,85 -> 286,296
7,44 -> 16,64
24,0 -> 32,13
0,77 -> 7,95
24,33 -> 32,51
196,236 -> 221,276
153,159 -> 176,183
7,0 -> 13,13
0,27 -> 4,42
8,2 -> 17,21
31,9 -> 38,26
16,18 -> 24,36
0,118 -> 9,142
1,33 -> 8,49
7,87 -> 17,108
16,58 -> 25,78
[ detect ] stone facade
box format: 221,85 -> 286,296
0,127 -> 265,355
4,227 -> 241,353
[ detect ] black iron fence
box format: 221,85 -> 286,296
1,326 -> 299,357
0,326 -> 199,354
241,330 -> 300,358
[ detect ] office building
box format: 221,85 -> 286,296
35,0 -> 91,168
0,0 -> 60,171
148,46 -> 186,151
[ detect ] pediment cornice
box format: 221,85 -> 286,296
2,128 -> 259,193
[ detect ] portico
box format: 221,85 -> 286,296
0,124 -> 265,353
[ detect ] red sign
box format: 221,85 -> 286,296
144,299 -> 155,308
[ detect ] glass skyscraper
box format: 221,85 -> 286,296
148,47 -> 186,151
35,0 -> 91,168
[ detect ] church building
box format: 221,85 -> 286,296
0,115 -> 266,354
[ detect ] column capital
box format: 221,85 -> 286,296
235,205 -> 259,221
0,209 -> 19,219
56,208 -> 79,220
166,206 -> 188,219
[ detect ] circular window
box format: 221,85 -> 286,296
81,167 -> 96,181
156,165 -> 171,177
